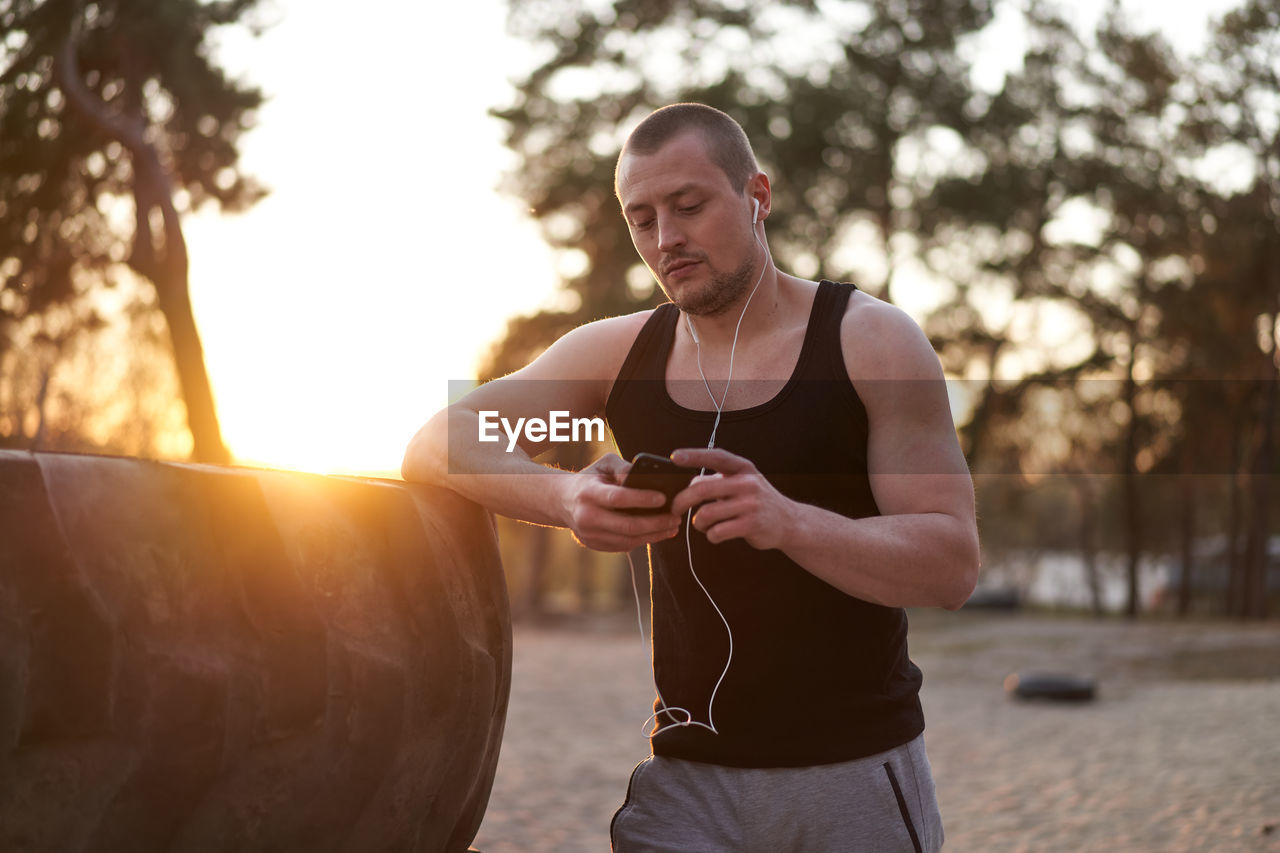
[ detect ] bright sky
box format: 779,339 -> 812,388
181,0 -> 1237,477
184,1 -> 557,477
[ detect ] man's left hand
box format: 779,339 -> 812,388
668,448 -> 795,550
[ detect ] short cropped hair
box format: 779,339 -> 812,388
615,103 -> 759,196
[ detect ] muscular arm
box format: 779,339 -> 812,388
671,298 -> 979,610
401,313 -> 681,551
405,402 -> 578,526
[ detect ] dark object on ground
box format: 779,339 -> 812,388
963,586 -> 1021,611
0,450 -> 510,853
1004,671 -> 1098,702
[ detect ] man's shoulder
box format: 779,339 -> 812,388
837,289 -> 942,382
523,308 -> 659,382
576,308 -> 658,337
559,308 -> 657,358
464,308 -> 661,422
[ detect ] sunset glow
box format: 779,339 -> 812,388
183,1 -> 557,476
178,0 -> 1236,477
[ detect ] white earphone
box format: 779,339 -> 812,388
630,192 -> 774,738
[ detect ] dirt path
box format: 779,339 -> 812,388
473,612 -> 1280,852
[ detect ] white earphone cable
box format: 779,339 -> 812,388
634,201 -> 772,738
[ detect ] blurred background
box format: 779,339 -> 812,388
1,0 -> 1277,621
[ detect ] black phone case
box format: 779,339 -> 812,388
621,453 -> 699,514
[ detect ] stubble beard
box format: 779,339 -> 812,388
665,253 -> 756,318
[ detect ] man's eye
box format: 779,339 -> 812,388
679,202 -> 703,214
631,219 -> 654,230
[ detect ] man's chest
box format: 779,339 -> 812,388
662,323 -> 811,411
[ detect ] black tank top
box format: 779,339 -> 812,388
605,280 -> 925,768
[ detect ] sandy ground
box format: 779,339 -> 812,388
472,610 -> 1280,852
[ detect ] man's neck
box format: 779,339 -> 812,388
684,267 -> 799,347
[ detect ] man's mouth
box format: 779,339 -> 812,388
662,258 -> 700,277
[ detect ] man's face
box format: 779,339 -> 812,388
616,131 -> 760,317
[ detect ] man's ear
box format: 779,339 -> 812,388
748,172 -> 772,222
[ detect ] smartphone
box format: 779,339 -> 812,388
620,452 -> 699,514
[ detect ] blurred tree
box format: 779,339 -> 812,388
486,0 -> 996,618
0,282 -> 189,456
1068,8 -> 1192,618
914,2 -> 1183,615
920,2 -> 1113,461
1172,0 -> 1280,618
0,0 -> 266,462
490,0 -> 1278,618
484,0 -> 996,380
925,0 -> 1279,618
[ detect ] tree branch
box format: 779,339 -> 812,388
51,36 -> 147,154
52,31 -> 188,288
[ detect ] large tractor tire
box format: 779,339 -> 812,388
0,450 -> 511,852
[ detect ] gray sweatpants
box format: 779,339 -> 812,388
610,733 -> 943,852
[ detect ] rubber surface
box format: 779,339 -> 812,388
1004,671 -> 1098,702
0,450 -> 511,852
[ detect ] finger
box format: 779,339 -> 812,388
587,530 -> 675,552
702,517 -> 749,545
590,500 -> 680,534
590,453 -> 629,484
668,474 -> 729,516
690,497 -> 744,533
670,447 -> 755,475
574,488 -> 675,536
606,484 -> 669,513
624,509 -> 682,535
587,516 -> 681,550
648,522 -> 683,543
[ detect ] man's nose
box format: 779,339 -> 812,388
657,214 -> 686,252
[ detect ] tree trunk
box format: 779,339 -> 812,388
1123,336 -> 1142,618
1177,475 -> 1196,617
959,344 -> 1005,465
522,525 -> 551,619
1074,476 -> 1104,616
1243,375 -> 1276,619
1226,427 -> 1246,617
1240,148 -> 1280,620
868,107 -> 900,305
52,34 -> 229,465
140,173 -> 229,467
575,544 -> 595,612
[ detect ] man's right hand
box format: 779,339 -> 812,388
559,454 -> 682,552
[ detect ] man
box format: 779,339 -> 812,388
402,103 -> 978,851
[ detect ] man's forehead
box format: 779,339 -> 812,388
617,131 -> 730,206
